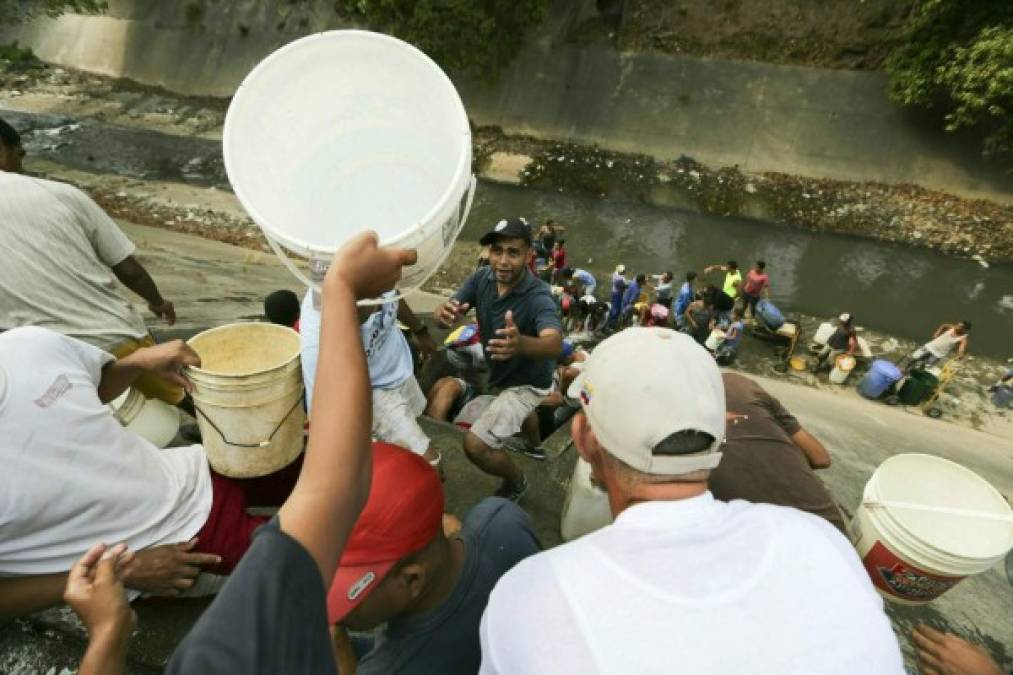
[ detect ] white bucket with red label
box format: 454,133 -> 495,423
850,453 -> 1013,604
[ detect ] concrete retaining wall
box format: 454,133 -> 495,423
4,1 -> 1010,203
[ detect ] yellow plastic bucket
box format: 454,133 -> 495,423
186,323 -> 305,478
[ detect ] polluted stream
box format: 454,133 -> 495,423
6,108 -> 1012,359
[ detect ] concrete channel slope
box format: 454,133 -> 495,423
3,2 -> 1011,203
0,223 -> 1010,672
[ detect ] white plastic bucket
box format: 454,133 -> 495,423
813,321 -> 835,345
829,354 -> 856,384
561,457 -> 614,541
850,453 -> 1013,604
186,323 -> 305,478
109,387 -> 180,449
704,328 -> 726,352
223,30 -> 475,299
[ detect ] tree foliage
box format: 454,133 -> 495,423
886,0 -> 1013,165
1,1 -> 107,26
345,0 -> 550,80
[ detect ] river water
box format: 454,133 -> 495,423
6,109 -> 1010,358
465,182 -> 1013,359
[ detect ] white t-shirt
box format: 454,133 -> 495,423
924,328 -> 966,359
300,290 -> 413,410
480,492 -> 903,675
0,327 -> 212,576
0,172 -> 148,349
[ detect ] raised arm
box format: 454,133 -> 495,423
278,232 -> 417,582
111,256 -> 175,325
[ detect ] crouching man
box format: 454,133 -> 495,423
480,328 -> 903,674
328,442 -> 539,674
0,328 -> 292,617
435,218 -> 562,501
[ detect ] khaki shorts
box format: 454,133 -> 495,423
108,334 -> 185,405
470,385 -> 549,450
372,376 -> 430,455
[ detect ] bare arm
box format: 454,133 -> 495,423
790,428 -> 831,469
96,340 -> 199,404
517,328 -> 563,360
931,323 -> 952,339
278,233 -> 416,582
0,573 -> 68,618
111,256 -> 173,322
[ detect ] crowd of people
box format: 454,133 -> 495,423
0,115 -> 1007,675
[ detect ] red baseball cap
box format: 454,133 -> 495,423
326,441 -> 444,623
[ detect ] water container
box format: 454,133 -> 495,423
704,328 -> 726,352
223,31 -> 475,299
561,457 -> 614,541
858,360 -> 902,400
851,454 -> 1013,604
756,299 -> 785,331
813,322 -> 835,345
109,386 -> 181,449
187,323 -> 305,478
898,370 -> 939,406
829,354 -> 857,384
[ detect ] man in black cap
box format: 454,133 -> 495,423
435,218 -> 563,501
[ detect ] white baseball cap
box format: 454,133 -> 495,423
615,264 -> 626,275
568,327 -> 725,475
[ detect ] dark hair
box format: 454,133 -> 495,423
756,260 -> 766,271
653,430 -> 715,456
959,320 -> 972,331
557,239 -> 565,246
546,219 -> 555,226
727,260 -> 738,270
561,267 -> 574,278
0,117 -> 21,149
264,290 -> 300,327
636,273 -> 646,283
686,271 -> 697,282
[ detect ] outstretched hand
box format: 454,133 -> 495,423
488,310 -> 521,361
436,299 -> 470,328
326,231 -> 417,301
912,625 -> 1002,675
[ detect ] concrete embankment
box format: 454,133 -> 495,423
3,0 -> 1011,206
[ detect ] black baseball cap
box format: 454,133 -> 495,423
479,217 -> 533,246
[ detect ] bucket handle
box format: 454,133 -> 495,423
193,394 -> 303,448
264,174 -> 477,307
864,499 -> 1013,524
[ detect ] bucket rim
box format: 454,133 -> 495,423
864,454 -> 1013,565
186,322 -> 302,378
223,29 -> 473,258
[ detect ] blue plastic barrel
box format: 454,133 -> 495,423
858,359 -> 903,400
756,299 -> 785,331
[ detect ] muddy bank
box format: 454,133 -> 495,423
474,129 -> 1013,264
3,57 -> 1011,264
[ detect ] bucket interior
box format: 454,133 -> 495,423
873,454 -> 1013,561
224,31 -> 470,251
188,323 -> 301,376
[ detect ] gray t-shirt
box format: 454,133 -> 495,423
453,266 -> 562,389
358,498 -> 540,675
0,172 -> 146,349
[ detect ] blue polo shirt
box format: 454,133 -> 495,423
453,267 -> 562,389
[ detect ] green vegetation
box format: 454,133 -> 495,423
0,0 -> 106,25
886,0 -> 1013,166
344,0 -> 550,80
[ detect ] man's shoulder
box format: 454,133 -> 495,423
465,497 -> 534,536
